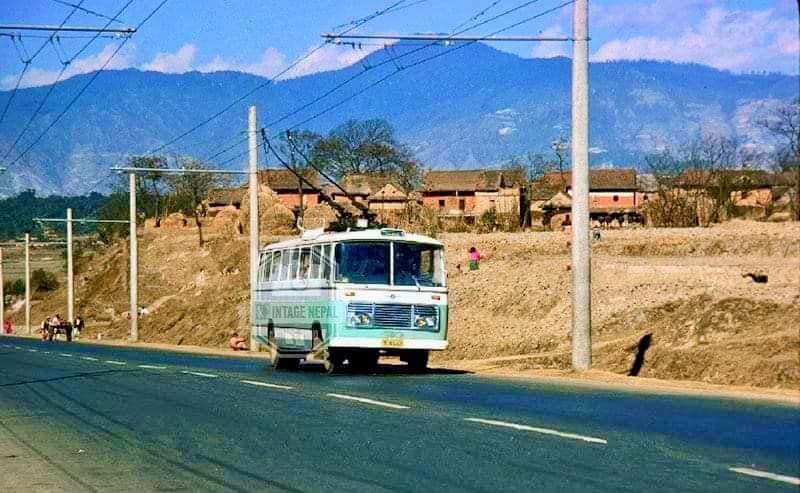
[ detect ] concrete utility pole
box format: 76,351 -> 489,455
0,247 -> 4,331
129,172 -> 138,342
248,105 -> 260,352
25,233 -> 30,335
570,0 -> 591,370
66,208 -> 74,323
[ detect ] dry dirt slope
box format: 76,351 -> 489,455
10,220 -> 799,389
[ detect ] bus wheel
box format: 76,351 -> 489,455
324,350 -> 344,375
349,351 -> 379,372
404,350 -> 429,373
271,352 -> 297,371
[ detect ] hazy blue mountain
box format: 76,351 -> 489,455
0,43 -> 796,196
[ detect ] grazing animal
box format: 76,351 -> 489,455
743,272 -> 768,283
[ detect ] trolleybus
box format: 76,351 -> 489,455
252,228 -> 448,373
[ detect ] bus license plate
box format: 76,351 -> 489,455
382,337 -> 403,348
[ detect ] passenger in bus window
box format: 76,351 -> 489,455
229,332 -> 247,351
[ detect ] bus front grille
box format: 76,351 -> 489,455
373,304 -> 413,327
348,303 -> 438,329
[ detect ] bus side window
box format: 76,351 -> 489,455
287,248 -> 300,280
309,245 -> 322,279
321,244 -> 332,281
298,248 -> 311,279
270,250 -> 282,281
259,251 -> 272,283
280,249 -> 292,281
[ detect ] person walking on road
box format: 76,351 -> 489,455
468,246 -> 481,271
73,315 -> 85,338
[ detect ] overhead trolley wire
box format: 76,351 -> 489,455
144,0 -> 410,158
1,1 -> 135,163
4,0 -> 171,169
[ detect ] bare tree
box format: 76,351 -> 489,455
759,98 -> 800,219
168,159 -> 229,246
282,130 -> 322,229
128,155 -> 168,226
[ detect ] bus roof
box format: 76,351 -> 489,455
263,228 -> 443,251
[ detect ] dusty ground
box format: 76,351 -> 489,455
8,219 -> 800,390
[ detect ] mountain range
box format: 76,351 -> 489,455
0,42 -> 797,196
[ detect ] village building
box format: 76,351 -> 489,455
421,169 -> 525,223
530,168 -> 640,227
258,169 -> 321,211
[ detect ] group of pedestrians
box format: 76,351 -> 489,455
40,314 -> 85,341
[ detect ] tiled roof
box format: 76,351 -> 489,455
338,173 -> 404,196
258,169 -> 320,191
207,187 -> 244,205
422,169 -> 524,192
539,169 -> 638,191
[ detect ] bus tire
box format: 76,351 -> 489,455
324,350 -> 344,375
404,350 -> 429,373
348,351 -> 378,372
272,352 -> 297,371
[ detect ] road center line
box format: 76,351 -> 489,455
464,418 -> 607,445
59,353 -> 73,357
326,393 -> 409,410
730,467 -> 800,486
240,379 -> 294,390
28,349 -> 38,352
105,360 -> 127,365
80,356 -> 99,361
138,364 -> 167,370
182,370 -> 219,378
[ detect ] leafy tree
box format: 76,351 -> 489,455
314,119 -> 422,183
4,279 -> 25,297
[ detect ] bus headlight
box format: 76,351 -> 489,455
414,315 -> 437,328
347,311 -> 372,327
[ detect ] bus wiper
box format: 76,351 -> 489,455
412,275 -> 422,291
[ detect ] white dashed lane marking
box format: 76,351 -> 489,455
59,353 -> 73,357
138,365 -> 167,370
105,360 -> 127,365
240,380 -> 294,390
80,356 -> 99,361
326,393 -> 409,410
464,418 -> 608,445
28,349 -> 38,352
730,467 -> 800,486
182,370 -> 218,378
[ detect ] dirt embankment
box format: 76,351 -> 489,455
9,220 -> 799,389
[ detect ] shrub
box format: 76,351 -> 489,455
31,269 -> 59,291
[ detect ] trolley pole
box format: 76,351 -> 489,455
25,233 -> 31,335
129,172 -> 138,342
66,208 -> 74,323
248,105 -> 260,352
570,0 -> 591,370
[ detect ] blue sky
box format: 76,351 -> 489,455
1,0 -> 797,89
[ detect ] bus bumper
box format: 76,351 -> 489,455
328,337 -> 448,350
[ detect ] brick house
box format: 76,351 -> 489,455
258,169 -> 321,211
531,168 -> 640,227
421,169 -> 524,221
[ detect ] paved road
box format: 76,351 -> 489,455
1,336 -> 798,492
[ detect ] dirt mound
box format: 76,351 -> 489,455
161,213 -> 188,229
210,206 -> 242,237
239,186 -> 295,235
304,203 -> 339,230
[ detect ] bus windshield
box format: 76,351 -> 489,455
394,242 -> 445,287
335,242 -> 390,284
334,241 -> 445,287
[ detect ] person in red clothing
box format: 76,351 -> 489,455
468,246 -> 481,271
